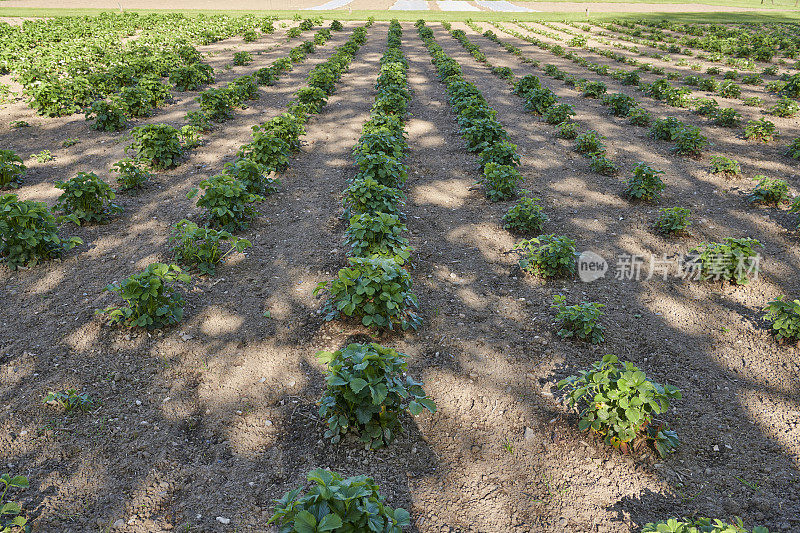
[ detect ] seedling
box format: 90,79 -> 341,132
170,220 -> 252,275
763,296 -> 800,342
513,234 -> 577,279
502,196 -> 548,234
688,238 -> 762,285
748,175 -> 789,206
551,295 -> 605,344
654,207 -> 691,236
625,163 -> 665,203
43,389 -> 96,413
0,473 -> 29,532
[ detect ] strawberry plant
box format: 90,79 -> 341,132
268,469 -> 410,533
239,130 -> 291,174
717,80 -> 741,98
189,174 -> 263,231
787,137 -> 800,159
628,107 -> 652,126
242,30 -> 258,43
743,96 -> 763,107
522,87 -> 558,115
551,294 -> 605,344
113,86 -> 153,117
85,99 -> 127,132
747,175 -> 789,206
0,150 -> 25,189
558,121 -> 578,139
137,75 -> 171,108
170,63 -> 214,91
625,162 -> 665,202
185,110 -> 212,132
544,103 -> 576,124
233,52 -> 252,67
100,263 -> 190,329
344,212 -> 411,264
709,155 -> 741,177
581,80 -> 608,98
589,152 -> 618,176
355,153 -> 407,188
314,257 -> 421,330
0,194 -> 81,269
575,130 -> 605,155
558,354 -> 681,457
330,20 -> 343,31
198,87 -> 233,121
170,219 -> 251,275
514,234 -> 577,278
223,158 -> 280,196
317,342 -> 435,449
110,158 -> 152,191
260,113 -> 305,152
689,237 -> 762,285
770,96 -> 799,118
53,172 -> 122,224
673,126 -> 709,156
712,108 -> 741,127
0,473 -> 28,533
342,177 -> 406,219
744,118 -> 777,142
693,98 -> 719,117
643,517 -> 769,533
480,162 -> 523,201
654,207 -> 691,236
650,117 -> 684,141
295,86 -> 327,114
43,389 -> 96,413
602,92 -> 636,117
763,296 -> 800,342
127,124 -> 183,169
179,125 -> 203,149
502,196 -> 548,234
477,141 -> 520,169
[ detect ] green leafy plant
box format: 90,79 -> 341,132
602,92 -> 636,117
763,296 -> 800,342
544,103 -> 576,124
477,140 -> 519,169
179,125 -> 203,149
169,63 -> 214,91
502,196 -> 548,234
480,162 -> 522,202
30,150 -> 53,163
575,130 -> 605,155
514,234 -> 577,279
43,389 -> 96,413
62,138 -> 79,148
223,158 -> 280,196
786,137 -> 800,159
0,194 -> 82,269
642,517 -> 769,533
689,237 -> 762,285
672,126 -> 709,156
113,86 -> 153,117
625,162 -> 665,202
558,354 -> 681,457
317,343 -> 435,449
314,257 -> 421,330
268,469 -> 410,533
589,152 -> 618,176
558,121 -> 578,139
712,108 -> 741,127
654,207 -> 691,236
747,175 -> 789,206
239,129 -> 291,174
127,124 -> 183,169
198,87 -> 233,121
188,174 -> 263,231
0,150 -> 25,189
709,155 -> 741,177
628,107 -> 652,126
342,177 -> 406,219
743,96 -> 763,107
170,219 -> 251,275
551,294 -> 605,344
85,99 -> 127,131
110,158 -> 152,191
53,172 -> 121,224
717,80 -> 742,98
344,212 -> 411,264
582,80 -> 607,98
650,117 -> 685,141
185,110 -> 212,133
0,473 -> 28,533
770,96 -> 799,118
744,118 -> 777,142
233,51 -> 253,66
99,263 -> 190,329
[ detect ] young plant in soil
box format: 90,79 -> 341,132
99,263 -> 190,329
575,130 -> 605,155
314,257 -> 421,330
558,121 -> 578,139
688,238 -> 762,285
551,295 -> 605,344
763,296 -> 800,343
53,172 -> 122,224
127,124 -> 184,169
42,389 -> 97,413
268,469 -> 410,532
233,51 -> 252,66
342,177 -> 406,219
223,158 -> 280,196
502,196 -> 548,234
189,175 -> 263,232
744,118 -> 777,143
770,96 -> 799,118
344,212 -> 411,264
643,517 -> 769,533
625,163 -> 665,203
653,207 -> 692,236
514,234 -> 577,279
785,137 -> 800,159
170,220 -> 252,276
85,99 -> 127,132
169,63 -> 214,91
0,150 -> 25,189
589,152 -> 618,176
480,163 -> 523,202
628,107 -> 651,126
672,126 -> 709,156
558,354 -> 681,457
110,159 -> 152,191
747,176 -> 789,206
709,155 -> 741,178
0,473 -> 29,532
317,342 -> 435,449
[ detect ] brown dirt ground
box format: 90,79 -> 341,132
1,18 -> 800,533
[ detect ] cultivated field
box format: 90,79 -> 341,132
1,12 -> 800,533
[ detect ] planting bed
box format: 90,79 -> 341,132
1,13 -> 800,533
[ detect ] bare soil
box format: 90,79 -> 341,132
1,19 -> 800,533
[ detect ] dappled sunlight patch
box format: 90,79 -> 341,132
412,179 -> 472,208
198,305 -> 245,337
28,268 -> 66,295
446,222 -> 515,263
